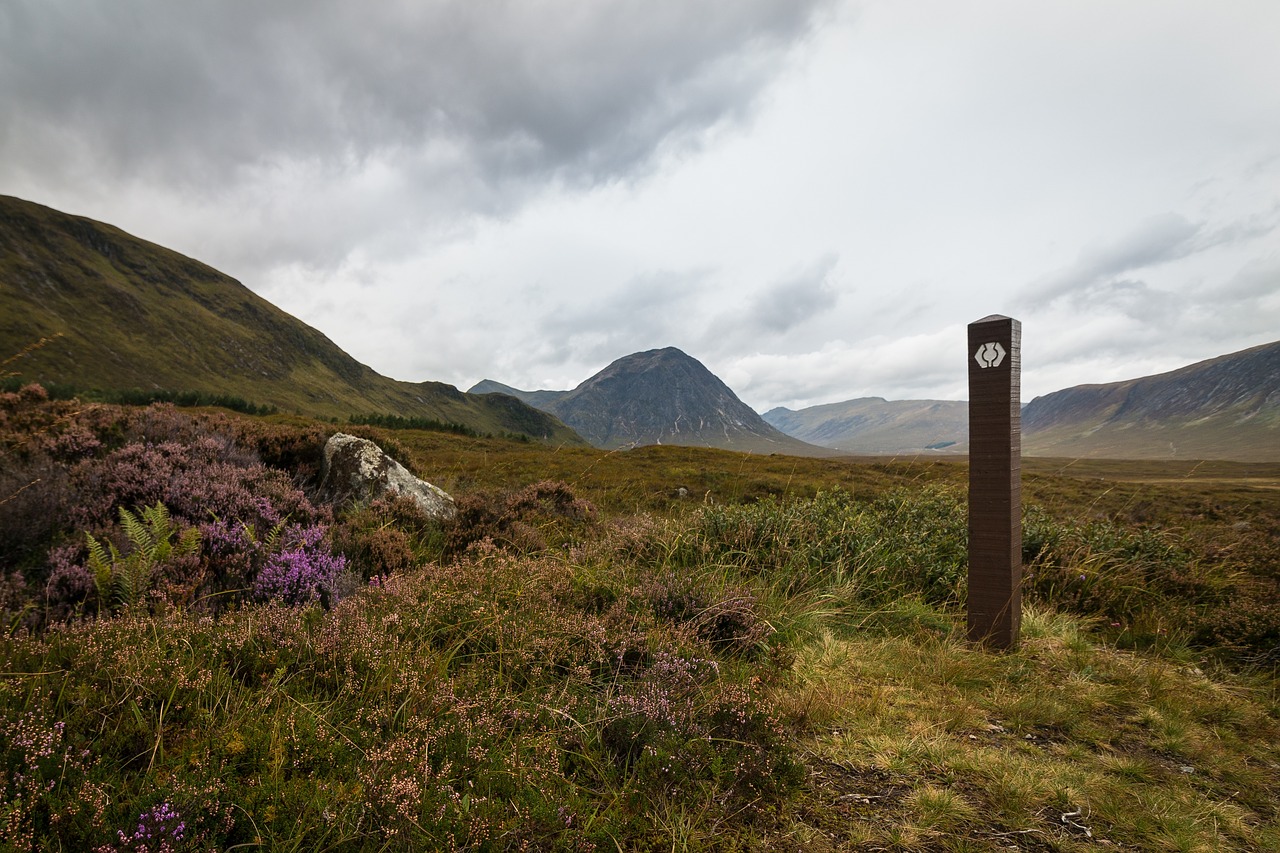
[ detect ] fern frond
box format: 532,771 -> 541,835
117,554 -> 152,610
86,533 -> 114,608
144,501 -> 171,525
85,502 -> 198,612
85,534 -> 110,571
177,526 -> 202,558
118,506 -> 155,553
141,502 -> 172,539
264,519 -> 287,552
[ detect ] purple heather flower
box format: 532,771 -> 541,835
253,524 -> 345,605
115,801 -> 185,851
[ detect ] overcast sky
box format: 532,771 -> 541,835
3,0 -> 1277,411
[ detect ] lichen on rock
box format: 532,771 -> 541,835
320,433 -> 456,521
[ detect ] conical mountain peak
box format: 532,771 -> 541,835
472,348 -> 831,455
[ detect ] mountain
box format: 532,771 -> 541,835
763,342 -> 1279,462
763,398 -> 969,455
467,380 -> 567,412
471,347 -> 833,455
0,195 -> 584,444
1022,340 -> 1280,461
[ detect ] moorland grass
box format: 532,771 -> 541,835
2,395 -> 1278,850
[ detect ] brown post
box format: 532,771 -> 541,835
967,315 -> 1021,649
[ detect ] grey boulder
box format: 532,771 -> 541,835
320,433 -> 456,521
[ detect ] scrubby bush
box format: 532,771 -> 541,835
1021,504 -> 1280,660
0,388 -> 96,574
330,495 -> 446,580
0,707 -> 108,849
444,479 -> 598,557
646,571 -> 774,659
68,435 -> 319,533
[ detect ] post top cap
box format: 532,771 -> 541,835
972,314 -> 1014,324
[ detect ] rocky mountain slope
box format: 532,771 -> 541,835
1022,340 -> 1280,461
763,398 -> 969,455
0,195 -> 583,444
472,348 -> 833,455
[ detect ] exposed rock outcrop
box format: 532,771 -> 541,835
320,433 -> 456,520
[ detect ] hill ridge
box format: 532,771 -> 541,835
762,397 -> 969,455
1021,339 -> 1279,460
0,194 -> 584,444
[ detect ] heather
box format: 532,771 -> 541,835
1,554 -> 796,850
2,391 -> 1280,850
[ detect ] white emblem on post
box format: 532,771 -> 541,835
974,341 -> 1006,369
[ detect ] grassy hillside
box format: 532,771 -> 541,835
0,195 -> 584,444
2,390 -> 1279,850
1023,413 -> 1280,462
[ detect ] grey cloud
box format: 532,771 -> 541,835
746,255 -> 839,334
1089,278 -> 1178,323
1076,213 -> 1200,280
1024,209 -> 1279,312
1026,213 -> 1200,306
1189,256 -> 1280,341
729,326 -> 968,411
1026,254 -> 1279,373
501,258 -> 840,391
1218,255 -> 1280,300
532,268 -> 709,369
0,0 -> 836,193
1017,209 -> 1279,372
0,0 -> 838,281
698,254 -> 841,357
1197,205 -> 1280,252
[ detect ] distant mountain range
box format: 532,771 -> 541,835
4,195 -> 1275,462
761,342 -> 1279,461
1021,340 -> 1279,461
762,398 -> 969,455
471,348 -> 832,455
0,195 -> 583,444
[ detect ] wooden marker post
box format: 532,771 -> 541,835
967,315 -> 1021,649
